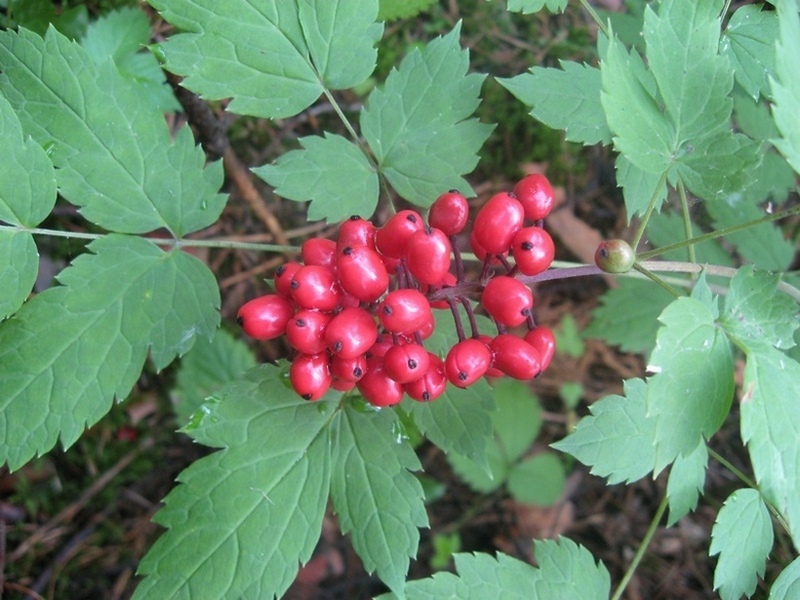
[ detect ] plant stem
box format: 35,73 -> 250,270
632,263 -> 683,298
610,494 -> 669,600
677,179 -> 696,265
577,0 -> 609,38
631,171 -> 668,250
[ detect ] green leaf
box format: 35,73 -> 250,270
614,154 -> 667,220
666,439 -> 707,526
556,314 -> 585,358
253,133 -> 379,222
331,401 -> 428,595
646,211 -> 733,268
150,0 -> 382,119
770,0 -> 800,174
378,0 -> 437,21
0,235 -> 220,470
552,379 -> 657,484
505,0 -> 569,14
361,24 -> 493,206
448,440 -> 508,493
507,453 -> 565,506
0,231 -> 38,320
741,346 -> 800,548
492,379 -> 542,462
135,364 -> 335,600
721,266 -> 800,352
498,61 -> 612,145
530,537 -> 611,599
647,296 -> 734,472
584,278 -> 674,355
0,27 -> 226,236
171,328 -> 257,427
709,488 -> 773,600
720,4 -> 778,101
7,0 -> 88,38
770,557 -> 800,600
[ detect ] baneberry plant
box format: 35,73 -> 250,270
1,0 -> 799,598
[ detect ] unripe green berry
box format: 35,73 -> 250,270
595,239 -> 635,273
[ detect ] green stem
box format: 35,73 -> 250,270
577,0 -> 609,38
632,262 -> 683,298
610,494 -> 669,600
631,171 -> 668,250
677,179 -> 696,265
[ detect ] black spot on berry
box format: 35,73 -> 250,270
383,305 -> 393,315
295,319 -> 306,327
353,367 -> 363,378
458,371 -> 467,381
333,341 -> 343,353
406,214 -> 417,223
349,215 -> 361,221
236,317 -> 244,326
302,393 -> 312,400
276,265 -> 286,276
408,359 -> 418,369
342,246 -> 354,256
290,280 -> 299,289
521,241 -> 533,251
422,391 -> 431,401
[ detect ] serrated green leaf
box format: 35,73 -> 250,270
0,235 -> 219,470
734,89 -> 780,141
253,133 -> 379,222
770,556 -> 800,600
171,328 -> 257,427
739,151 -> 796,205
709,488 -> 773,600
7,0 -> 88,38
361,24 -> 493,206
505,0 -> 568,14
492,379 -> 541,462
507,453 -> 565,506
498,61 -> 612,146
331,402 -> 427,595
378,0 -> 437,21
556,314 -> 585,358
721,266 -> 800,351
150,0 -> 382,119
531,537 -> 611,599
666,439 -> 707,526
0,231 -> 38,320
614,154 -> 667,220
135,364 -> 336,600
552,379 -> 657,484
584,278 -> 674,355
0,27 -> 225,236
741,346 -> 800,548
448,441 -> 508,493
770,0 -> 800,174
720,5 -> 778,101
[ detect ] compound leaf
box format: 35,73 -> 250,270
552,379 -> 657,484
135,364 -> 336,600
531,537 -> 611,599
770,557 -> 800,600
507,453 -> 565,506
709,488 -> 773,600
741,346 -> 800,548
0,26 -> 225,236
150,0 -> 382,119
0,231 -> 38,320
505,0 -> 569,14
492,379 -> 542,463
331,400 -> 427,595
0,235 -> 219,471
361,24 -> 493,206
719,4 -> 778,101
498,61 -> 611,145
614,154 -> 667,220
253,133 -> 379,222
666,439 -> 707,526
647,296 -> 734,473
771,0 -> 800,174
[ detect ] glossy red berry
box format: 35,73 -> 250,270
477,334 -> 504,377
524,326 -> 556,372
513,174 -> 555,221
331,377 -> 356,392
375,210 -> 424,258
511,226 -> 555,276
489,334 -> 541,380
383,342 -> 431,383
405,353 -> 447,402
366,333 -> 395,359
337,215 -> 377,250
406,227 -> 452,285
273,261 -> 302,299
472,192 -> 525,255
378,289 -> 432,335
290,353 -> 332,401
357,357 -> 405,407
237,294 -> 294,340
285,309 -> 331,355
481,276 -> 533,327
469,230 -> 505,264
331,354 -> 368,382
325,307 -> 378,359
445,338 -> 493,388
337,244 -> 389,302
428,190 -> 469,236
301,237 -> 337,269
290,265 -> 341,311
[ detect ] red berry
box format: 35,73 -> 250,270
513,174 -> 555,221
237,294 -> 294,340
477,334 -> 504,377
428,190 -> 469,236
472,192 -> 525,255
285,309 -> 331,355
481,276 -> 533,327
273,261 -> 302,299
331,354 -> 368,382
511,226 -> 555,276
469,230 -> 506,264
366,333 -> 394,359
524,326 -> 556,372
337,244 -> 389,302
375,210 -> 424,258
337,215 -> 377,250
357,357 -> 405,407
290,353 -> 332,401
406,226 -> 452,285
405,353 -> 447,401
445,338 -> 493,388
378,289 -> 432,335
384,342 -> 431,383
325,307 -> 378,359
290,265 -> 341,311
301,237 -> 337,269
331,377 -> 356,392
489,334 -> 541,380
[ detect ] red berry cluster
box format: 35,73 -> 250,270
237,174 -> 558,407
